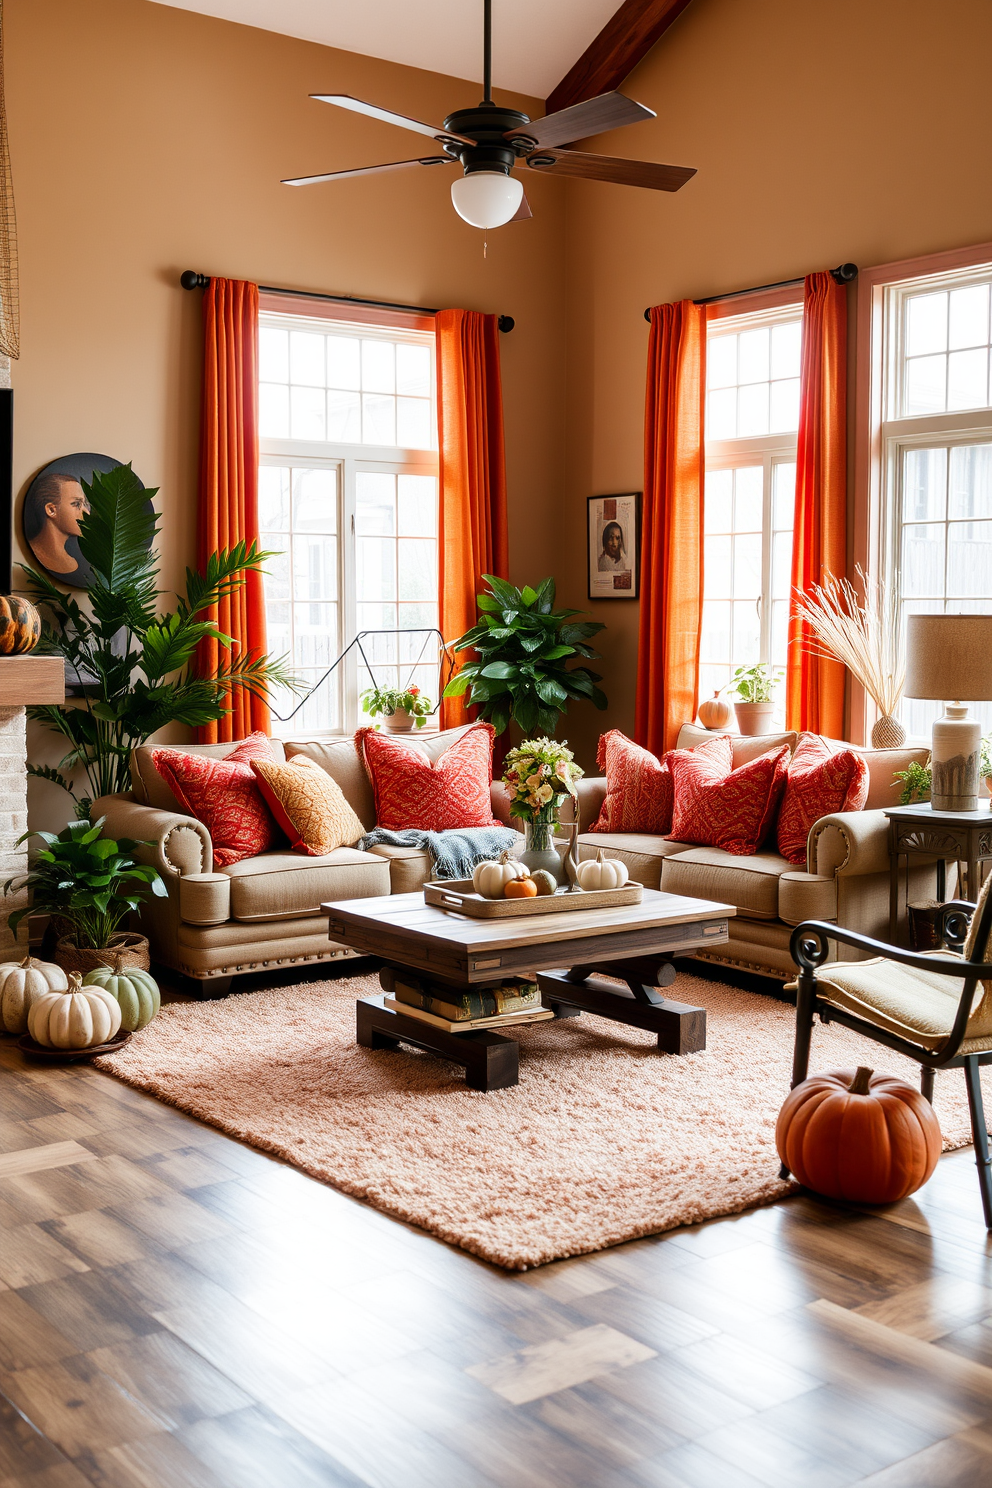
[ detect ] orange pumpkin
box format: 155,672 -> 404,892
0,595 -> 41,655
504,877 -> 538,899
776,1066 -> 941,1203
698,690 -> 731,730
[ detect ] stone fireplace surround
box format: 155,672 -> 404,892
0,656 -> 66,955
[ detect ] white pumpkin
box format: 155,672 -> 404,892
28,974 -> 122,1049
576,848 -> 630,892
472,851 -> 528,900
0,956 -> 67,1036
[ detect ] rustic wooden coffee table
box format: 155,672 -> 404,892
323,888 -> 734,1091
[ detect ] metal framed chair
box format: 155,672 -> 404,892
783,874 -> 992,1227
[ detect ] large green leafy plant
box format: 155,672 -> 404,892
443,576 -> 607,736
22,464 -> 297,815
5,817 -> 167,949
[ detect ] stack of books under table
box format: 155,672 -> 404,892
380,966 -> 554,1033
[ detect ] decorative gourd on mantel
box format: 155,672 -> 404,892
0,956 -> 67,1035
575,849 -> 630,891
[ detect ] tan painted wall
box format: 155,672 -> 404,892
6,0 -> 568,828
560,0 -> 992,772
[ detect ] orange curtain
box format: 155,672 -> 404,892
635,301 -> 706,757
436,309 -> 509,730
196,277 -> 270,743
786,272 -> 848,737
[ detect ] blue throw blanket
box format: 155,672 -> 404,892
358,825 -> 519,882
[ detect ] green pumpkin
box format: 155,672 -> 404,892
531,870 -> 558,897
82,965 -> 160,1031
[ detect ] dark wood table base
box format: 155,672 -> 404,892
356,956 -> 707,1091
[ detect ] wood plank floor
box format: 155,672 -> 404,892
4,968 -> 992,1487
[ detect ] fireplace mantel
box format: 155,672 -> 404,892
0,656 -> 66,953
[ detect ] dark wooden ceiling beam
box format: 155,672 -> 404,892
546,0 -> 696,115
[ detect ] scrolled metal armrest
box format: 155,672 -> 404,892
789,917 -> 992,978
943,898 -> 977,951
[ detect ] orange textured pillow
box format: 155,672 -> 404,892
667,734 -> 790,856
590,730 -> 674,834
152,732 -> 282,867
776,733 -> 869,866
250,755 -> 366,856
356,723 -> 497,831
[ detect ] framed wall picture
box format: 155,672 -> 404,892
587,492 -> 640,600
21,452 -> 149,591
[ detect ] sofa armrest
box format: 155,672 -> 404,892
809,809 -> 890,879
572,777 -> 606,831
91,793 -> 213,879
490,780 -> 514,827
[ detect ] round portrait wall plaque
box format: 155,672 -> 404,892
22,453 -> 150,590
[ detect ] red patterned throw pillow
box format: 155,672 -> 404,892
356,723 -> 497,832
667,733 -> 790,856
590,730 -> 674,834
152,732 -> 283,867
776,733 -> 869,866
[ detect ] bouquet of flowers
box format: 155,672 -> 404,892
502,738 -> 583,823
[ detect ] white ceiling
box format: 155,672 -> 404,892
148,0 -> 619,100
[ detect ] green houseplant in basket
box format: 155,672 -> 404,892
443,576 -> 607,736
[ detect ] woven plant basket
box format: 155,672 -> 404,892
54,932 -> 150,978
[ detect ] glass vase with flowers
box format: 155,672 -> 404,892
502,738 -> 583,885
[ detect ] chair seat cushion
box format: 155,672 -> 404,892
661,847 -> 791,920
576,833 -> 694,890
813,954 -> 992,1053
221,848 -> 389,922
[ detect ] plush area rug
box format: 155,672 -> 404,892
96,970 -> 987,1270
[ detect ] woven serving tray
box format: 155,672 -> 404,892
423,879 -> 643,919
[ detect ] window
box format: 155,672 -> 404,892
700,307 -> 802,710
258,309 -> 439,735
878,262 -> 992,741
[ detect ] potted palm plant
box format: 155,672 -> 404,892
21,463 -> 299,816
4,817 -> 167,974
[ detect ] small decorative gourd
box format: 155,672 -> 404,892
530,870 -> 557,897
698,690 -> 731,730
505,876 -> 538,898
0,955 -> 67,1035
0,595 -> 42,655
28,973 -> 122,1049
575,849 -> 630,891
776,1066 -> 942,1203
83,960 -> 160,1032
473,850 -> 529,900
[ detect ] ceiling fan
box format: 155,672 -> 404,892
282,0 -> 697,230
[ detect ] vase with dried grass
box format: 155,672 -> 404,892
793,568 -> 906,748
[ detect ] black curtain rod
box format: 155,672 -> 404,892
180,271 -> 515,332
643,263 -> 858,321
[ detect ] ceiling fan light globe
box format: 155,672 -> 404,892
450,170 -> 523,229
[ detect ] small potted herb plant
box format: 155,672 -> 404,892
4,817 -> 167,975
730,663 -> 782,736
360,683 -> 432,732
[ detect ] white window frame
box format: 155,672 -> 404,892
258,311 -> 439,739
703,302 -> 803,695
876,263 -> 992,741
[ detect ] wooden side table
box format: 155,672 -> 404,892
885,803 -> 992,941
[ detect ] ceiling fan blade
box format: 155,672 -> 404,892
310,94 -> 473,148
509,193 -> 533,223
507,92 -> 654,150
283,156 -> 454,187
524,149 -> 696,193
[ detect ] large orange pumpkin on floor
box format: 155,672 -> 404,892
776,1066 -> 942,1203
0,594 -> 41,654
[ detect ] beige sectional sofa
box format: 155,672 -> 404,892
568,724 -> 936,979
94,724 -> 521,997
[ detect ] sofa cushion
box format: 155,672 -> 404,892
776,734 -> 869,866
283,736 -> 378,828
668,736 -> 790,856
221,848 -> 389,922
151,734 -> 284,866
589,730 -> 674,835
661,847 -> 791,920
577,833 -> 695,890
132,735 -> 287,811
676,724 -> 798,767
357,722 -> 497,831
816,737 -> 932,810
778,871 -> 838,926
251,755 -> 366,856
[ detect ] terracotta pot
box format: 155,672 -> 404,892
733,700 -> 776,736
384,707 -> 416,733
55,932 -> 151,978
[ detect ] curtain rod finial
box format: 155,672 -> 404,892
180,270 -> 209,291
644,308 -> 651,322
498,315 -> 514,332
830,263 -> 858,284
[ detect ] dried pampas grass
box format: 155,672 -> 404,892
794,566 -> 904,719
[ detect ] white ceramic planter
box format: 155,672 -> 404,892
384,707 -> 416,733
733,700 -> 776,736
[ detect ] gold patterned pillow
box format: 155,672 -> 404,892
250,756 -> 365,857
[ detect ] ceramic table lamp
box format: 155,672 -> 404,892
904,614 -> 992,811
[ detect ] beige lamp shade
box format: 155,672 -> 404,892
905,614 -> 992,702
